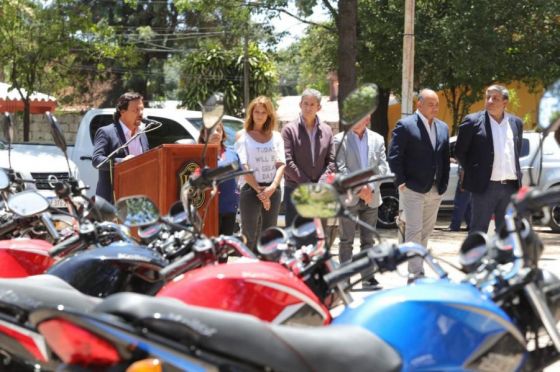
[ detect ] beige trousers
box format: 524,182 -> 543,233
400,185 -> 443,275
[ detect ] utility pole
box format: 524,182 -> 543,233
243,32 -> 250,109
401,0 -> 415,117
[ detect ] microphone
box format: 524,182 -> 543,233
141,118 -> 161,130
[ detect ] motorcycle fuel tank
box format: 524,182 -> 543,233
333,279 -> 526,371
157,260 -> 331,326
46,242 -> 167,297
0,239 -> 54,278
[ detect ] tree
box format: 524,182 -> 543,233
178,42 -> 277,117
0,0 -> 107,141
414,0 -> 560,134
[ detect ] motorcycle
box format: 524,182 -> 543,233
0,85 -> 384,370
28,79 -> 560,371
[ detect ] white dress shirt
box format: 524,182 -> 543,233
489,115 -> 517,181
416,110 -> 437,149
120,121 -> 143,156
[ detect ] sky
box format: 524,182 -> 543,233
257,3 -> 330,50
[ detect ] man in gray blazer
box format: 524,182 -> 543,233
334,115 -> 389,290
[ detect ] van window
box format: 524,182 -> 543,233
146,116 -> 192,149
89,115 -> 114,141
88,115 -> 193,149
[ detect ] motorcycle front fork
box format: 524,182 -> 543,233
525,282 -> 560,352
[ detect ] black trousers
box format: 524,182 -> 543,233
239,184 -> 281,251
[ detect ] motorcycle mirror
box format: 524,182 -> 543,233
7,190 -> 50,217
458,232 -> 489,273
45,112 -> 68,153
0,169 -> 10,190
291,183 -> 341,219
199,91 -> 225,166
538,79 -> 560,144
115,195 -> 160,227
339,84 -> 379,131
201,92 -> 225,130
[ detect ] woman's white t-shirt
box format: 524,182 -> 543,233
236,131 -> 285,184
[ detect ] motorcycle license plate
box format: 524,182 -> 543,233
48,197 -> 67,208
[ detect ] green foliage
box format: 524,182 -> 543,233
297,23 -> 337,94
0,0 -> 119,140
178,42 -> 277,116
414,0 -> 560,132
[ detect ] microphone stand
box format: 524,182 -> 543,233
95,122 -> 161,170
95,121 -> 161,202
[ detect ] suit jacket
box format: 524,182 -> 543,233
282,116 -> 335,189
92,123 -> 150,203
454,110 -> 523,193
334,129 -> 389,208
388,113 -> 450,195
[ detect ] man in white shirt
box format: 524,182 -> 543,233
454,85 -> 524,234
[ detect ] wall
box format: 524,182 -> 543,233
10,112 -> 82,144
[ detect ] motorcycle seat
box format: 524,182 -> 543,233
0,274 -> 101,314
96,293 -> 402,372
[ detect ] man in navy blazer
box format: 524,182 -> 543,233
454,85 -> 523,234
388,89 -> 450,280
92,92 -> 150,203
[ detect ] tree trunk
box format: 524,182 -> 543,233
337,0 -> 357,106
23,99 -> 31,142
371,87 -> 391,146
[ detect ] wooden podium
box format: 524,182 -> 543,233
114,144 -> 219,236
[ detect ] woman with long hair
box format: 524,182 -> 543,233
236,96 -> 285,250
198,122 -> 241,235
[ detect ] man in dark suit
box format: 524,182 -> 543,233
92,92 -> 150,203
388,89 -> 450,280
454,84 -> 523,234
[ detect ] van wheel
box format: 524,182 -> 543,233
548,203 -> 560,233
377,187 -> 399,229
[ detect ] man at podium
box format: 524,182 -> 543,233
92,92 -> 150,203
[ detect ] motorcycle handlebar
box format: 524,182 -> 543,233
190,163 -> 239,189
333,168 -> 395,193
49,234 -> 82,257
323,256 -> 374,288
159,251 -> 199,280
323,242 -> 447,289
333,166 -> 377,192
514,186 -> 560,216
